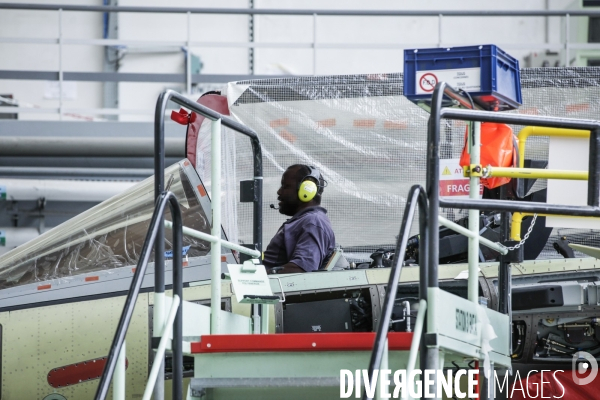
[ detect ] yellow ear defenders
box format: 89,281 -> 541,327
298,166 -> 322,202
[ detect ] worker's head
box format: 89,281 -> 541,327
276,164 -> 325,216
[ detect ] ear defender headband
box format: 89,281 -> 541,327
298,166 -> 323,202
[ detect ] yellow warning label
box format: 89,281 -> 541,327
442,166 -> 452,176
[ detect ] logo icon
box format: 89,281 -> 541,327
312,325 -> 322,332
572,351 -> 598,385
419,73 -> 438,93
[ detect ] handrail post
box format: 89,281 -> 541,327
588,128 -> 600,207
113,340 -> 126,400
363,185 -> 428,400
95,193 -> 174,400
210,118 -> 222,334
418,184 -> 429,378
168,195 -> 184,400
424,83 -> 445,389
153,92 -> 168,400
467,121 -> 481,303
427,83 -> 444,292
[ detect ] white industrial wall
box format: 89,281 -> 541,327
0,0 -> 581,122
0,0 -> 105,121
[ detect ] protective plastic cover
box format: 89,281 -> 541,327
0,161 -> 212,290
226,69 -> 600,260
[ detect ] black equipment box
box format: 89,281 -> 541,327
283,298 -> 353,333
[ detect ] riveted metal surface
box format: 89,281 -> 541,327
1,293 -> 148,399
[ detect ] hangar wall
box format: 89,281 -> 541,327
0,0 -> 575,122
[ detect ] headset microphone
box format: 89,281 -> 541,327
270,204 -> 279,210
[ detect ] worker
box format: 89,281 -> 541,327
263,164 -> 335,273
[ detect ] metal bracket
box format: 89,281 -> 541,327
463,164 -> 483,177
425,333 -> 438,348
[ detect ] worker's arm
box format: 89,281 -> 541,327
270,262 -> 305,274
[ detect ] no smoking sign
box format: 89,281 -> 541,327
419,73 -> 438,93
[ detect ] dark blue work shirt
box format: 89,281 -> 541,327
263,206 -> 335,272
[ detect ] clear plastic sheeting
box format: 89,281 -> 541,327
228,74 -> 426,253
227,69 -> 600,260
194,117 -> 239,245
518,68 -> 600,258
0,161 -> 211,290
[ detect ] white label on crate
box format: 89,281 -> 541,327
416,67 -> 481,94
439,158 -> 482,199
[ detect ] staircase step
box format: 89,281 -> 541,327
191,332 -> 413,353
190,376 -> 339,389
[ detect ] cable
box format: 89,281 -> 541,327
460,89 -> 476,110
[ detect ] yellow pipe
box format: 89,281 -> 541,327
517,126 -> 590,168
487,167 -> 588,180
511,212 -> 592,241
511,212 -> 549,241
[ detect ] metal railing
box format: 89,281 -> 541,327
95,89 -> 262,400
151,90 -> 262,396
364,185 -> 428,400
2,4 -> 600,118
431,87 -> 600,216
365,83 -> 600,399
424,81 -> 600,395
154,90 -> 263,254
94,190 -> 184,400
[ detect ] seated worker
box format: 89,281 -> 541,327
263,164 -> 335,274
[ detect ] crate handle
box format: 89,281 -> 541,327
497,60 -> 510,71
433,56 -> 468,63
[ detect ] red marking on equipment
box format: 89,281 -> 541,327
47,356 -> 128,388
37,284 -> 51,291
171,108 -> 191,125
221,256 -> 227,262
440,179 -> 483,197
131,268 -> 136,273
383,120 -> 407,130
184,160 -> 190,166
317,118 -> 336,128
191,332 -> 413,353
566,103 -> 590,113
270,118 -> 289,128
353,119 -> 376,128
278,129 -> 297,143
85,276 -> 99,282
478,95 -> 498,103
183,261 -> 189,267
419,73 -> 438,93
197,185 -> 207,197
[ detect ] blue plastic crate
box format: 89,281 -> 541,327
403,45 -> 522,110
